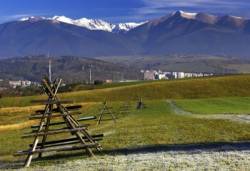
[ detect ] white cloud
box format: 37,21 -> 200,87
135,0 -> 250,17
3,14 -> 31,20
0,13 -> 48,23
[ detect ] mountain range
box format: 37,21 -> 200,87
1,10 -> 250,58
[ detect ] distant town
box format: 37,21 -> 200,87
0,70 -> 215,90
142,70 -> 214,80
0,79 -> 39,90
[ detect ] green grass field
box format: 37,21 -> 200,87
66,80 -> 154,91
0,75 -> 250,167
175,97 -> 250,114
1,100 -> 250,163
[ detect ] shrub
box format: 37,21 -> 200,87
94,80 -> 104,85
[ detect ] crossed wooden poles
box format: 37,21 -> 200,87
97,101 -> 116,125
15,78 -> 102,167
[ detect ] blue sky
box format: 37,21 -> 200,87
0,0 -> 250,23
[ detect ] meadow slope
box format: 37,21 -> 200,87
1,75 -> 250,107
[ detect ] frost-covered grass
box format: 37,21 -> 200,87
16,150 -> 250,171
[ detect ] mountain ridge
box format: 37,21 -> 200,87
1,11 -> 250,58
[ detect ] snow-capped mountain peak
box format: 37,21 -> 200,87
52,16 -> 73,24
73,18 -> 115,32
114,22 -> 147,32
51,16 -> 114,32
180,10 -> 197,19
19,15 -> 146,32
174,10 -> 198,19
19,16 -> 46,22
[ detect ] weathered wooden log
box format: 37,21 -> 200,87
31,124 -> 90,133
29,112 -> 81,120
35,105 -> 82,114
30,117 -> 94,129
31,111 -> 76,116
31,111 -> 81,118
65,105 -> 82,110
37,137 -> 103,148
29,134 -> 104,148
22,127 -> 86,138
78,116 -> 96,121
31,100 -> 73,104
98,118 -> 116,121
37,134 -> 103,146
15,143 -> 98,156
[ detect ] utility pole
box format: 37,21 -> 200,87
89,64 -> 92,84
48,52 -> 52,83
82,65 -> 85,83
121,72 -> 124,81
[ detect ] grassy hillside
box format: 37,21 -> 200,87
1,75 -> 250,107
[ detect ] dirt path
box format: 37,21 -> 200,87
196,114 -> 250,124
167,100 -> 250,124
166,100 -> 192,115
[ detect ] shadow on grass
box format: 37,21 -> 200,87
103,141 -> 250,155
2,141 -> 250,169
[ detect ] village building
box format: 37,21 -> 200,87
143,70 -> 214,80
9,80 -> 32,88
144,70 -> 156,80
105,79 -> 113,83
158,73 -> 168,80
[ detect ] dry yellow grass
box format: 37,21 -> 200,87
0,105 -> 43,114
0,102 -> 96,114
0,102 -> 98,132
0,120 -> 37,132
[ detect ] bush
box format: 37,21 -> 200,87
94,80 -> 104,85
